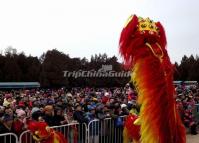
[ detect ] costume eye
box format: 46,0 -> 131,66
149,25 -> 154,29
141,24 -> 147,28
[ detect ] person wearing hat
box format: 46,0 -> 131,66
85,105 -> 96,123
72,104 -> 87,143
86,106 -> 100,143
13,109 -> 26,136
0,114 -> 16,142
3,94 -> 13,107
121,104 -> 129,115
0,113 -> 16,139
31,109 -> 44,122
95,104 -> 106,120
102,92 -> 109,104
0,114 -> 14,133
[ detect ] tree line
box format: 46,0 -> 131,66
0,47 -> 198,87
174,55 -> 199,82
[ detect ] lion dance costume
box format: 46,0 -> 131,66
27,121 -> 68,143
120,15 -> 186,143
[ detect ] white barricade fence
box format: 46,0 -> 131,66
53,122 -> 87,143
3,108 -> 199,143
88,116 -> 127,143
5,116 -> 127,143
194,104 -> 199,122
0,133 -> 18,143
19,130 -> 34,143
19,122 -> 87,143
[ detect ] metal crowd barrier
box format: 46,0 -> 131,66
2,104 -> 199,143
53,122 -> 87,143
88,116 -> 126,143
0,133 -> 18,143
193,104 -> 199,122
2,116 -> 127,143
19,122 -> 87,143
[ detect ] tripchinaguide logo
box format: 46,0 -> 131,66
63,65 -> 131,78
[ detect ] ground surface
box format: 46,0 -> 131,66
187,134 -> 199,143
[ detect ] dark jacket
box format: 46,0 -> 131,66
73,111 -> 87,123
43,115 -> 56,126
0,122 -> 16,143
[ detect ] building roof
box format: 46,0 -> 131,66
0,82 -> 40,89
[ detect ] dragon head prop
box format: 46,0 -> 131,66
27,121 -> 53,142
120,15 -> 186,143
120,15 -> 167,68
27,121 -> 67,143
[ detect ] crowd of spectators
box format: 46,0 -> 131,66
0,84 -> 137,137
0,83 -> 198,137
176,83 -> 199,135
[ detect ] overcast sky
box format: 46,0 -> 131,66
0,0 -> 198,63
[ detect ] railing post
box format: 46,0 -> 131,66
0,133 -> 19,143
